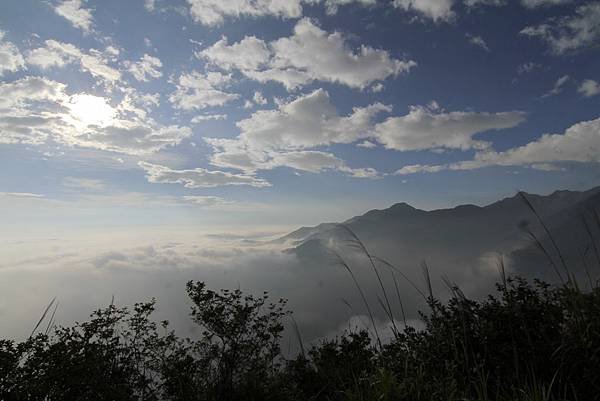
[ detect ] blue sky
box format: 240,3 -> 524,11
0,0 -> 599,231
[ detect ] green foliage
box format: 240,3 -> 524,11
1,276 -> 599,400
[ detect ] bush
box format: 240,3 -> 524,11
1,275 -> 599,401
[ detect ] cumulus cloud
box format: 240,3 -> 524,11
169,71 -> 239,110
578,79 -> 600,97
0,76 -> 191,154
186,0 -> 303,26
200,18 -> 416,90
138,161 -> 272,188
205,89 -> 388,176
54,0 -> 94,33
253,91 -> 268,105
393,0 -> 455,22
520,2 -> 600,54
27,40 -> 120,83
203,92 -> 526,177
197,36 -> 270,71
373,102 -> 526,152
116,90 -> 161,120
0,31 -> 25,76
395,117 -> 600,174
185,0 -> 376,26
126,54 -> 163,82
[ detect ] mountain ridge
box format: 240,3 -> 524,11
279,186 -> 600,246
278,186 -> 600,289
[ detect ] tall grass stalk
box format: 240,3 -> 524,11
331,249 -> 382,349
336,224 -> 399,337
30,296 -> 57,338
518,192 -> 571,281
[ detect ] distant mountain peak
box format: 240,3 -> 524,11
390,202 -> 418,211
279,187 -> 600,264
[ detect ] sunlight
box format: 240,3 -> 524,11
66,94 -> 116,127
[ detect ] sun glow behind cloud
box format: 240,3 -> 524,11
66,94 -> 116,127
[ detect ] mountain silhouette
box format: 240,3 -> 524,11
279,187 -> 600,288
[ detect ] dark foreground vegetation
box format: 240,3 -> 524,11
1,272 -> 599,400
2,194 -> 600,400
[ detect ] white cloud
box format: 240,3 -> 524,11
185,0 -> 378,25
542,75 -> 570,98
54,0 -> 93,33
190,114 -> 228,123
0,31 -> 25,76
466,33 -> 490,51
126,54 -> 162,82
323,0 -> 376,14
205,92 -> 526,177
463,0 -> 505,7
144,0 -> 156,11
205,89 -> 387,177
464,0 -> 569,7
219,89 -> 389,153
520,2 -> 600,54
186,0 -> 304,26
370,83 -> 385,93
578,79 -> 600,97
27,40 -> 120,83
0,192 -> 45,198
198,36 -> 271,71
253,91 -> 268,105
357,140 -> 377,148
181,195 -> 233,207
393,0 -> 455,22
517,61 -> 540,75
169,71 -> 239,110
373,102 -> 526,152
138,161 -> 271,188
267,150 -> 347,173
477,118 -> 600,167
0,76 -> 191,154
200,18 -> 416,90
62,177 -> 106,192
395,117 -> 600,174
77,123 -> 192,155
116,90 -> 161,120
521,0 -> 571,8
394,164 -> 447,175
80,50 -> 121,82
27,40 -> 80,69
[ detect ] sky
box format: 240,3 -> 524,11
0,0 -> 599,339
